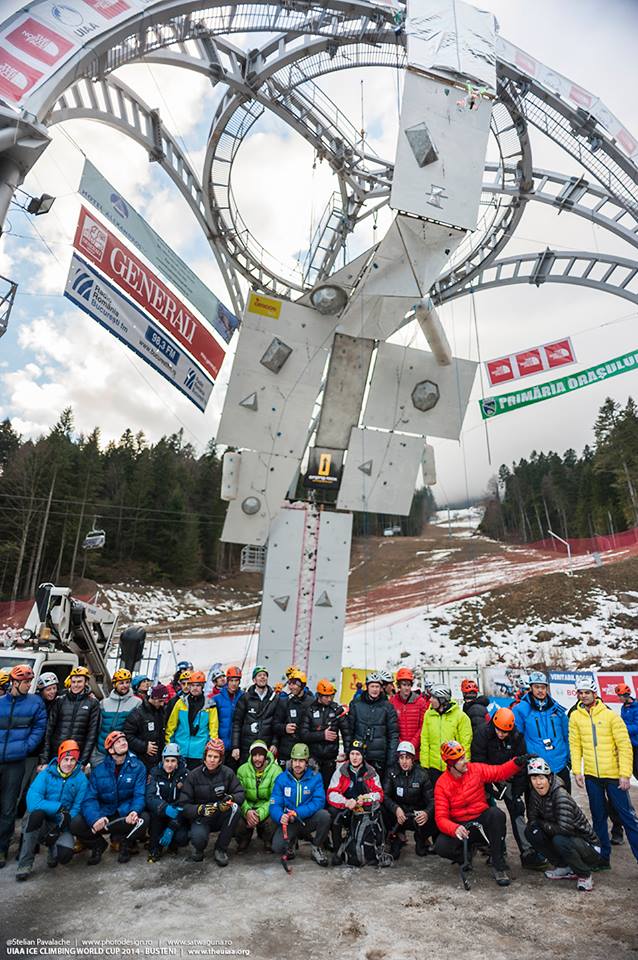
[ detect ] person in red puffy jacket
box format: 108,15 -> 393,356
433,740 -> 530,887
390,668 -> 427,753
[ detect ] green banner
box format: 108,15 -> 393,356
479,347 -> 638,419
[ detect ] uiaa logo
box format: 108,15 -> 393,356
71,270 -> 93,302
50,4 -> 84,27
184,368 -> 196,390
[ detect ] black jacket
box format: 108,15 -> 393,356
274,690 -> 315,761
41,690 -> 101,766
462,696 -> 490,734
300,698 -> 348,763
346,692 -> 399,770
178,763 -> 244,820
471,721 -> 527,795
145,758 -> 189,817
528,775 -> 598,843
231,684 -> 279,759
383,764 -> 434,818
123,701 -> 166,769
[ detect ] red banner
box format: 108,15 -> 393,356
0,46 -> 42,102
597,672 -> 638,703
73,207 -> 225,380
6,17 -> 73,67
486,336 -> 576,388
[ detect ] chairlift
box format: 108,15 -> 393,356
82,528 -> 106,550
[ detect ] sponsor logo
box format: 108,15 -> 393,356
82,0 -> 131,19
515,349 -> 543,372
184,368 -> 196,390
78,213 -> 107,262
0,48 -> 43,102
110,191 -> 128,218
6,18 -> 73,67
50,4 -> 84,27
544,339 -> 574,369
481,398 -> 497,418
486,357 -> 514,385
248,291 -> 282,319
71,269 -> 94,301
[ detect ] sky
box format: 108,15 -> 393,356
0,0 -> 637,507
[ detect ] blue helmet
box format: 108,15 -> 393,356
176,661 -> 193,673
131,675 -> 151,691
528,672 -> 548,685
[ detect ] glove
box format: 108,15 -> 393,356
513,753 -> 535,768
196,804 -> 216,817
164,805 -> 180,819
57,808 -> 71,830
159,826 -> 175,848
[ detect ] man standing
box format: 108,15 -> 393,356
165,671 -> 219,770
40,666 -> 100,772
616,683 -> 638,778
390,668 -> 427,754
568,677 -> 638,867
514,671 -> 570,791
419,685 -> 472,789
214,666 -> 244,764
124,683 -> 170,770
460,679 -> 490,734
433,740 -> 530,886
347,672 -> 399,780
73,730 -> 148,865
270,743 -> 330,866
179,738 -> 244,866
274,668 -> 314,767
235,741 -> 281,852
231,666 -> 278,764
300,679 -> 348,790
96,668 -> 140,759
0,665 -> 47,868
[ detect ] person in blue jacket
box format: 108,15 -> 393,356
617,683 -> 638,778
73,730 -> 149,866
514,672 -> 571,791
213,666 -> 244,766
269,742 -> 330,866
16,739 -> 88,880
0,664 -> 48,867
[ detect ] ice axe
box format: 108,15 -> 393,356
460,836 -> 473,890
280,812 -> 305,874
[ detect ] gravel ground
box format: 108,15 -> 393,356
1,786 -> 636,960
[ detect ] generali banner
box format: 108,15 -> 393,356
485,336 -> 576,387
73,206 -> 225,381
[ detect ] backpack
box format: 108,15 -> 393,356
336,803 -> 392,867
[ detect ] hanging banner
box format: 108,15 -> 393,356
340,667 -> 367,705
547,670 -> 595,712
479,347 -> 638,420
64,253 -> 213,412
78,160 -> 238,343
73,206 -> 225,381
303,447 -> 344,491
486,336 -> 576,387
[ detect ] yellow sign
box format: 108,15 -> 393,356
318,453 -> 332,476
340,667 -> 368,705
248,292 -> 282,319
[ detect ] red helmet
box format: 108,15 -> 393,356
461,679 -> 479,694
205,738 -> 225,757
104,730 -> 127,752
10,664 -> 34,683
493,707 -> 515,732
615,683 -> 632,697
58,739 -> 80,762
395,667 -> 415,683
441,740 -> 466,765
226,666 -> 242,679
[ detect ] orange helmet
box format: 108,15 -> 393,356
316,679 -> 336,696
615,683 -> 632,696
104,730 -> 127,752
461,679 -> 479,694
10,664 -> 34,682
493,707 -> 515,732
58,739 -> 80,762
441,740 -> 466,765
395,667 -> 414,683
205,738 -> 225,757
226,666 -> 242,679
112,668 -> 132,683
189,671 -> 206,684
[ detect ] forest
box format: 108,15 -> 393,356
480,396 -> 638,543
0,409 -> 434,599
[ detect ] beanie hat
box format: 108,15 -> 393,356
150,683 -> 170,702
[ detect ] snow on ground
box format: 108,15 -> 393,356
100,582 -> 258,624
430,506 -> 485,529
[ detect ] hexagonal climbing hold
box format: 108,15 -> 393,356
411,380 -> 440,412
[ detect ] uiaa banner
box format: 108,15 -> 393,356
64,253 -> 213,412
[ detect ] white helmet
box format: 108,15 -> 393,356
527,756 -> 551,776
366,672 -> 384,684
397,741 -> 416,756
575,677 -> 597,693
379,670 -> 393,683
430,685 -> 451,702
37,672 -> 59,691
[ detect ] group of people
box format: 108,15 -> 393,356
0,659 -> 637,893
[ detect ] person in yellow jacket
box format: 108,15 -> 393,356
568,677 -> 638,866
420,685 -> 472,790
165,671 -> 219,770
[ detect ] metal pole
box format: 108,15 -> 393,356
547,530 -> 572,576
166,627 -> 179,671
0,158 -> 21,233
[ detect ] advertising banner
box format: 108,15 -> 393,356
480,347 -> 638,420
482,666 -> 528,705
303,447 -> 343,491
64,253 -> 213,412
73,206 -> 225,381
78,160 -> 238,343
486,337 -> 576,387
0,0 -> 145,108
547,670 -> 595,711
340,667 -> 367,705
597,671 -> 638,716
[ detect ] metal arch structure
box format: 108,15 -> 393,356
0,0 -> 637,313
